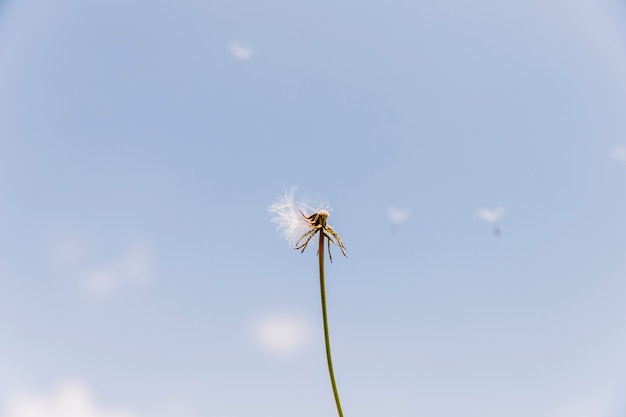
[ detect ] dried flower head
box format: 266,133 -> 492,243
268,188 -> 347,262
268,188 -> 348,417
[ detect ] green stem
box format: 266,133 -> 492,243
318,232 -> 344,417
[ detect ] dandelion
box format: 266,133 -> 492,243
268,188 -> 348,417
269,188 -> 347,262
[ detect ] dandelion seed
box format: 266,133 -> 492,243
387,207 -> 411,225
477,207 -> 505,238
477,207 -> 505,223
229,41 -> 254,61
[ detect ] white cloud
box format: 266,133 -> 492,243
476,207 -> 505,223
48,237 -> 155,297
549,348 -> 626,417
2,380 -> 138,417
250,313 -> 311,356
610,146 -> 626,162
552,363 -> 626,417
387,207 -> 411,225
80,242 -> 155,296
229,41 -> 253,61
555,402 -> 611,417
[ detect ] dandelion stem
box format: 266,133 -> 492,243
318,232 -> 344,417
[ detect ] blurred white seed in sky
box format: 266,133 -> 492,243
2,379 -> 137,417
250,313 -> 311,356
387,207 -> 411,225
229,41 -> 253,61
609,146 -> 626,162
476,207 -> 505,223
80,242 -> 155,296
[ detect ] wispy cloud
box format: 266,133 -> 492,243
387,207 -> 411,225
49,237 -> 155,297
80,242 -> 155,296
2,379 -> 138,417
229,41 -> 253,61
249,313 -> 311,357
609,146 -> 626,162
476,207 -> 505,223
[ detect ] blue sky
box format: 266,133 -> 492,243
1,0 -> 626,416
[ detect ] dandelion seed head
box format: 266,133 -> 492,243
268,188 -> 328,246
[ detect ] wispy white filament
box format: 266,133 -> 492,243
268,188 -> 327,246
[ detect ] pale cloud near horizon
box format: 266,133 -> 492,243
552,354 -> 626,417
1,380 -> 138,417
249,313 -> 311,356
387,207 -> 411,225
609,146 -> 626,162
229,41 -> 253,61
476,207 -> 505,223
